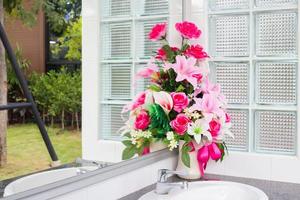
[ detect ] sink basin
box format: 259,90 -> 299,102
4,167 -> 97,197
139,181 -> 268,200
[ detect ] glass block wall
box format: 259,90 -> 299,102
208,0 -> 298,154
100,0 -> 169,140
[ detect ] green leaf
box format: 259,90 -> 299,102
122,140 -> 133,147
123,132 -> 131,138
148,104 -> 171,132
181,149 -> 191,168
122,146 -> 137,160
181,44 -> 190,52
183,135 -> 192,143
176,85 -> 185,92
148,84 -> 161,92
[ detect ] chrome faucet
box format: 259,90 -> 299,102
155,169 -> 188,195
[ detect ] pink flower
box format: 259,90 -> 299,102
170,114 -> 190,135
175,21 -> 201,39
171,92 -> 189,113
192,73 -> 203,83
153,91 -> 173,114
132,92 -> 147,110
185,45 -> 208,59
136,59 -> 159,79
225,113 -> 231,123
148,23 -> 167,41
134,110 -> 151,130
170,55 -> 202,89
156,47 -> 179,60
190,94 -> 220,114
209,119 -> 221,137
201,79 -> 221,95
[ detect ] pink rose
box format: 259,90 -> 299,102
170,114 -> 190,135
148,23 -> 167,41
132,92 -> 146,110
171,92 -> 189,113
175,21 -> 201,39
185,45 -> 208,59
209,119 -> 221,137
134,110 -> 151,130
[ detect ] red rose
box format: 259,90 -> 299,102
185,44 -> 208,59
175,21 -> 201,39
134,110 -> 151,130
148,23 -> 167,41
209,119 -> 221,137
170,114 -> 190,135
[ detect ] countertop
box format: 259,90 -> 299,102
119,174 -> 300,200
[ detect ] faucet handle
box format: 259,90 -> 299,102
157,169 -> 186,182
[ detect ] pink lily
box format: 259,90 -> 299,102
170,55 -> 202,89
136,58 -> 159,79
201,78 -> 221,95
153,91 -> 173,114
190,94 -> 220,114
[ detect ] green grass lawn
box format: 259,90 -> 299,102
0,124 -> 82,180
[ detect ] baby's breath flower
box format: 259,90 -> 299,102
168,140 -> 178,151
166,131 -> 174,140
144,131 -> 152,139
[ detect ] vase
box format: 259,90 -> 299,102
175,140 -> 202,180
150,141 -> 167,152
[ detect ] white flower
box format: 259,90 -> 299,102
166,131 -> 174,140
143,131 -> 152,139
130,130 -> 138,138
187,118 -> 211,144
168,140 -> 178,151
131,138 -> 137,145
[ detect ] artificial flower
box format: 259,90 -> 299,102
148,23 -> 167,41
153,91 -> 173,114
170,114 -> 190,135
185,44 -> 208,59
168,140 -> 179,151
209,119 -> 221,137
166,131 -> 175,140
190,94 -> 220,114
187,118 -> 211,144
136,59 -> 159,79
134,110 -> 151,130
122,92 -> 146,113
171,92 -> 189,113
201,78 -> 221,95
175,21 -> 201,39
156,47 -> 179,60
170,55 -> 202,89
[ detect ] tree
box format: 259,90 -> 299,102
0,0 -> 8,167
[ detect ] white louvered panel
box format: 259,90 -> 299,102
136,18 -> 168,59
101,104 -> 129,140
101,63 -> 132,100
255,111 -> 297,154
101,0 -> 131,18
256,62 -> 297,105
213,62 -> 249,104
135,63 -> 152,95
255,12 -> 297,57
136,0 -> 169,16
209,15 -> 249,57
225,109 -> 248,151
255,0 -> 298,7
101,21 -> 132,59
209,0 -> 249,11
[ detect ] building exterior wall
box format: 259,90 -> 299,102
4,5 -> 45,73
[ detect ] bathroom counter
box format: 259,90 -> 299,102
119,174 -> 300,200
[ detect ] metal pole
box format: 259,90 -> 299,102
0,22 -> 60,164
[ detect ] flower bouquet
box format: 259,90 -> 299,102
121,21 -> 233,179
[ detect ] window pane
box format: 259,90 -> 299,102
255,111 -> 297,154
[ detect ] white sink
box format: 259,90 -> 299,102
139,181 -> 268,200
4,167 -> 97,197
